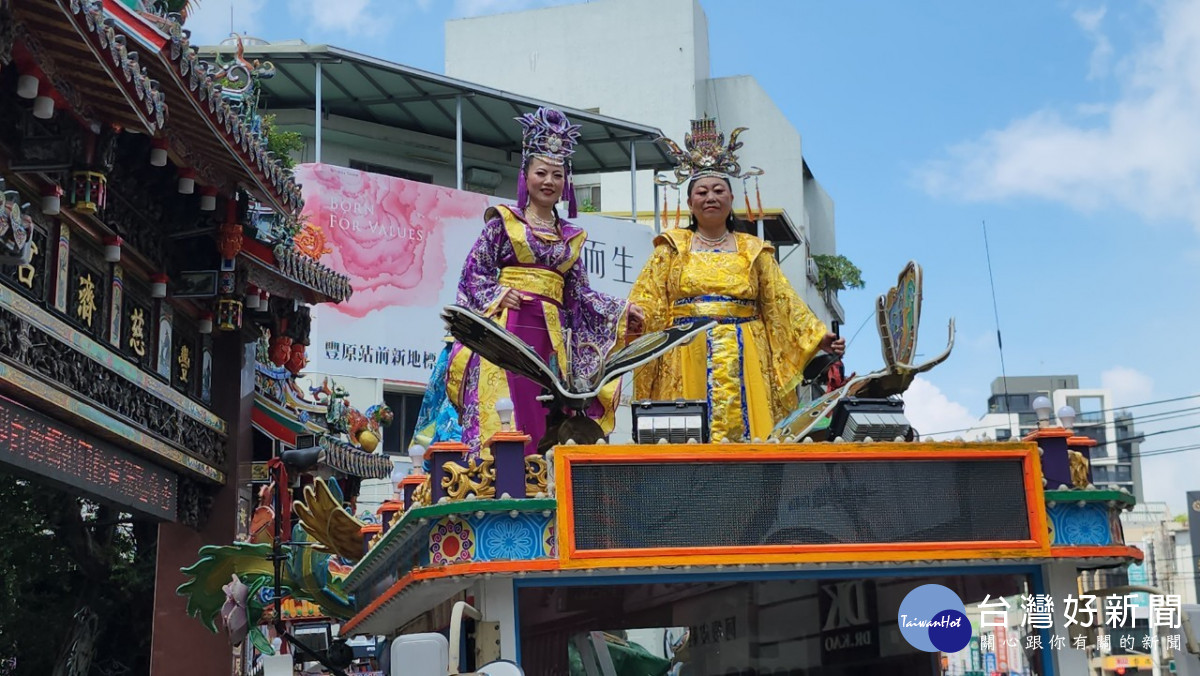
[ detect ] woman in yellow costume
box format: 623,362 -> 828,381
630,119 -> 845,442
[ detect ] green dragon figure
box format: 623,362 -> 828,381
177,479 -> 362,653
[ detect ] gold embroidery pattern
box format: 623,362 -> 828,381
498,267 -> 564,303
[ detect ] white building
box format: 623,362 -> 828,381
964,375 -> 1144,501
445,0 -> 842,325
1111,502 -> 1196,605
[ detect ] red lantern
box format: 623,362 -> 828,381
286,343 -> 307,375
217,222 -> 243,260
268,335 -> 293,367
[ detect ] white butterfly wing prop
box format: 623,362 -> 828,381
441,305 -> 715,401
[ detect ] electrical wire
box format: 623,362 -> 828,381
981,219 -> 1014,434
846,309 -> 874,350
920,393 -> 1200,437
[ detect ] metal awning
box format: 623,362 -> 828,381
195,43 -> 677,175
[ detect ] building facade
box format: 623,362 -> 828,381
0,2 -> 351,673
967,375 -> 1144,501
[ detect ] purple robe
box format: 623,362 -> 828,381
445,205 -> 629,456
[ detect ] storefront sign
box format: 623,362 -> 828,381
0,394 -> 176,519
1103,655 -> 1154,670
819,579 -> 879,664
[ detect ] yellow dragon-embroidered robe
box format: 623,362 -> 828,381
629,229 -> 828,441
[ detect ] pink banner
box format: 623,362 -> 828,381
296,163 -> 654,385
297,163 -> 487,319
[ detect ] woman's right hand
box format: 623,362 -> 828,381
498,288 -> 530,311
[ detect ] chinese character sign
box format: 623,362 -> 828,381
296,163 -> 655,384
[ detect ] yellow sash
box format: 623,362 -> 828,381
498,267 -> 564,303
671,297 -> 758,321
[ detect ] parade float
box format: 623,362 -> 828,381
178,253 -> 1148,675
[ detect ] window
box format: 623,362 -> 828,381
1073,396 -> 1104,424
349,160 -> 433,184
1092,466 -> 1112,482
1076,426 -> 1107,446
576,184 -> 601,211
1115,465 -> 1132,482
995,428 -> 1012,441
1007,394 -> 1030,411
382,390 -> 425,456
1117,443 -> 1132,463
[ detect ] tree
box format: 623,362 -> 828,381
811,254 -> 865,293
261,114 -> 305,170
0,473 -> 157,674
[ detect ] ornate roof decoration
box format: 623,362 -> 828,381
319,436 -> 393,480
70,0 -> 167,130
75,4 -> 304,215
156,18 -> 303,213
272,243 -> 352,303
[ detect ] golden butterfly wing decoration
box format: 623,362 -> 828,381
293,478 -> 366,563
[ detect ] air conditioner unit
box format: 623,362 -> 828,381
465,167 -> 503,189
806,257 -> 820,284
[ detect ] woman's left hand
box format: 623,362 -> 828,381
820,332 -> 846,356
627,303 -> 646,333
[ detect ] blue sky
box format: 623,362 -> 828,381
185,0 -> 1200,513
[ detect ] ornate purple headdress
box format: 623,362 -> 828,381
516,107 -> 583,217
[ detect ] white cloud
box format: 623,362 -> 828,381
1073,6 -> 1113,79
919,0 -> 1200,231
183,0 -> 268,46
1100,366 -> 1154,409
284,0 -> 394,39
903,377 -> 982,441
1141,446 -> 1198,516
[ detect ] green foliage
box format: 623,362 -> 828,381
0,473 -> 157,674
812,254 -> 865,293
1175,514 -> 1188,525
578,198 -> 599,213
261,114 -> 304,170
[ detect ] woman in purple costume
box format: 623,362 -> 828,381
445,108 -> 644,456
